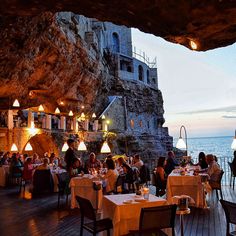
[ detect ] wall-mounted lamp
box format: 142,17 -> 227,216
38,104 -> 44,112
55,107 -> 60,114
10,143 -> 18,152
12,99 -> 20,107
25,142 -> 33,151
61,142 -> 69,152
100,141 -> 111,153
176,125 -> 188,155
92,113 -> 96,118
78,141 -> 87,151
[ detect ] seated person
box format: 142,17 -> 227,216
194,152 -> 208,169
37,158 -> 50,170
32,153 -> 42,165
164,151 -> 178,175
10,153 -> 23,178
70,158 -> 86,177
100,158 -> 118,193
206,154 -> 221,182
132,154 -> 144,170
86,152 -> 101,172
23,158 -> 35,181
155,156 -> 167,195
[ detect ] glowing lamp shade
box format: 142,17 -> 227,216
92,113 -> 96,118
61,142 -> 69,152
100,141 -> 111,154
68,110 -> 73,116
231,138 -> 236,150
101,115 -> 106,119
38,104 -> 44,112
78,141 -> 87,151
176,138 -> 187,150
13,99 -> 20,107
10,143 -> 18,152
25,142 -> 33,151
55,107 -> 60,114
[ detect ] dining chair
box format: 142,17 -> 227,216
153,172 -> 166,197
220,199 -> 236,236
127,204 -> 177,236
228,162 -> 236,190
209,170 -> 224,200
114,174 -> 128,194
76,195 -> 113,236
56,172 -> 70,208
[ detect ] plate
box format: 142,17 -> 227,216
123,200 -> 133,204
134,198 -> 148,202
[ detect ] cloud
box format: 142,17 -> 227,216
177,105 -> 236,115
222,115 -> 236,119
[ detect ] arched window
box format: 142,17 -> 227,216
130,119 -> 134,129
138,65 -> 143,81
112,32 -> 120,53
147,70 -> 150,84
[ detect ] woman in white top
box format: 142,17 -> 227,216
102,158 -> 118,194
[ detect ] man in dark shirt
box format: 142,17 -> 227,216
164,151 -> 178,175
64,139 -> 76,171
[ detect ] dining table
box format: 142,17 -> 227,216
69,174 -> 103,210
102,193 -> 168,236
166,168 -> 208,208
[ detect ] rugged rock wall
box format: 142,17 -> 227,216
1,1 -> 236,51
0,12 -> 172,159
0,12 -> 108,113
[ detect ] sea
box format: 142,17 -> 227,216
173,136 -> 235,184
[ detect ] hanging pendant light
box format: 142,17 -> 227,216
69,110 -> 73,116
101,115 -> 106,119
231,130 -> 236,150
10,143 -> 18,152
25,142 -> 33,151
81,112 -> 85,119
38,104 -> 44,112
176,137 -> 187,150
78,141 -> 87,151
55,107 -> 60,114
61,142 -> 69,152
100,141 -> 111,153
12,99 -> 20,107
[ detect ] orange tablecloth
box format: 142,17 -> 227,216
102,193 -> 167,236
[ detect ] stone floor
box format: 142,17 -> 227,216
0,185 -> 235,236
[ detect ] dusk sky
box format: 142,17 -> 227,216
132,28 -> 236,139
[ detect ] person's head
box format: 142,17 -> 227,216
33,153 -> 39,159
106,158 -> 115,170
117,157 -> 125,166
11,153 -> 17,162
67,139 -> 75,148
43,158 -> 49,165
23,153 -> 28,160
167,151 -> 175,159
206,154 -> 214,164
198,152 -> 206,162
72,158 -> 81,168
89,152 -> 96,163
133,154 -> 140,163
106,154 -> 113,159
26,157 -> 32,164
214,155 -> 218,162
157,156 -> 166,167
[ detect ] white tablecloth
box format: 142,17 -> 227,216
102,193 -> 167,236
70,175 -> 103,210
167,171 -> 205,208
51,169 -> 67,192
0,165 -> 10,187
